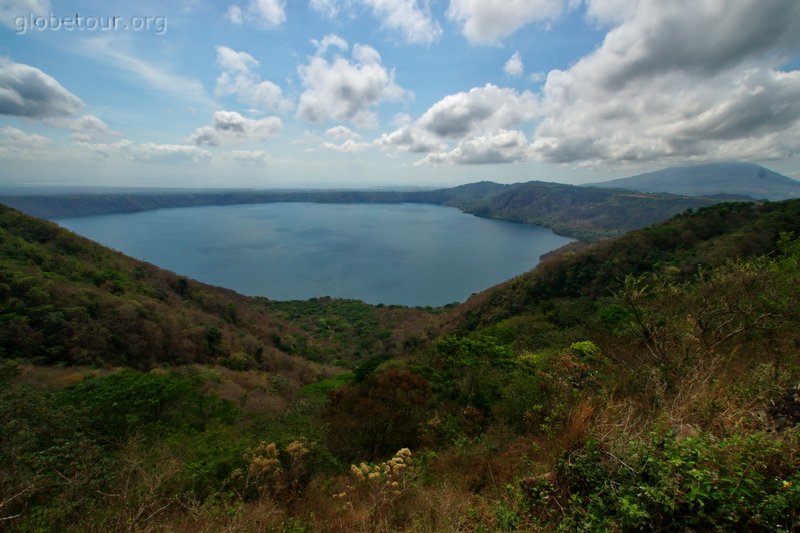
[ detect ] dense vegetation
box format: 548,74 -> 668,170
2,179 -> 716,240
2,199 -> 800,531
0,203 -> 432,373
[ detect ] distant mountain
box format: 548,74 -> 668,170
589,163 -> 800,201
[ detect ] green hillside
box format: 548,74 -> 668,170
3,200 -> 800,531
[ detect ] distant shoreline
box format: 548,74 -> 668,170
0,180 -> 719,241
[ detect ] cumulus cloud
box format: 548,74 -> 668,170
0,126 -> 50,159
310,0 -> 441,44
418,129 -> 529,165
325,125 -> 362,140
226,0 -> 286,27
188,110 -> 282,146
446,0 -> 565,44
530,0 -> 800,164
88,140 -> 211,164
297,40 -> 408,127
417,83 -> 538,139
374,124 -> 447,153
375,83 -> 537,162
0,58 -> 83,118
504,51 -> 524,77
215,46 -> 292,113
67,115 -> 121,143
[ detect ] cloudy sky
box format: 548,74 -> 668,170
1,0 -> 799,188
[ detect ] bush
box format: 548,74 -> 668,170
558,430 -> 800,531
57,369 -> 238,444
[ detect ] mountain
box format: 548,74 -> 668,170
589,162 -> 800,200
1,180 -> 718,241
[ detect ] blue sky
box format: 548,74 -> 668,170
1,0 -> 799,188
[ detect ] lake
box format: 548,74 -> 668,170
55,203 -> 573,306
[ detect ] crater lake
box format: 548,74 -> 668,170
55,202 -> 573,306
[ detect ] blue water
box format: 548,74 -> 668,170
56,203 -> 573,306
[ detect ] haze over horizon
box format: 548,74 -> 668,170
1,0 -> 799,189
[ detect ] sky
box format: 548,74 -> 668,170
0,0 -> 799,189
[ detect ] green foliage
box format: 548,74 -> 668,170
0,382 -> 107,528
559,431 -> 800,531
298,372 -> 353,397
57,369 -> 237,444
460,199 -> 800,331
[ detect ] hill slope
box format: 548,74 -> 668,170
449,199 -> 800,330
4,199 -> 800,531
590,162 -> 800,200
0,203 -> 429,371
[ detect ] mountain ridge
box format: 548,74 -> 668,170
589,162 -> 800,200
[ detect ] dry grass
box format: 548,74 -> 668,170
13,364 -> 115,390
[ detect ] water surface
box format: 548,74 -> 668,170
56,203 -> 572,306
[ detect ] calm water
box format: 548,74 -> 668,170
56,203 -> 572,306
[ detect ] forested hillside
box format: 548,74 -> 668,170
3,200 -> 800,531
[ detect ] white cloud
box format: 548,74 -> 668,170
529,0 -> 800,165
0,126 -> 51,159
225,5 -> 243,23
297,41 -> 408,127
322,139 -> 371,153
215,46 -> 292,113
67,114 -> 121,143
529,71 -> 546,83
446,0 -> 565,44
359,0 -> 442,44
227,0 -> 286,28
0,58 -> 83,118
311,34 -> 349,55
504,51 -> 524,77
188,110 -> 282,146
309,0 -> 441,44
309,0 -> 341,17
88,140 -> 211,164
417,83 -> 538,139
375,83 -> 538,161
375,124 -> 447,153
418,129 -> 529,165
325,125 -> 362,140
